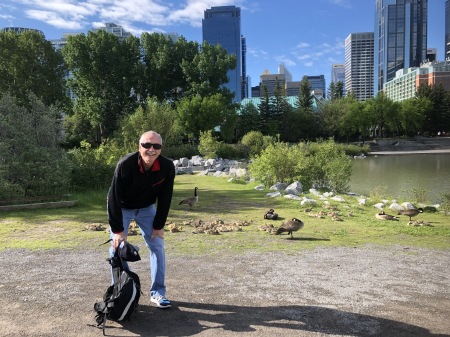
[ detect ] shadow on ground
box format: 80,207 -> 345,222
101,301 -> 449,337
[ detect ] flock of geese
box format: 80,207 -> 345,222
84,187 -> 431,235
375,207 -> 431,226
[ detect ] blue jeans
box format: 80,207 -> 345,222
109,204 -> 166,298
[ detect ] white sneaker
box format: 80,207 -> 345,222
150,295 -> 171,308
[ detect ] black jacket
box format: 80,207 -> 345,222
107,152 -> 175,233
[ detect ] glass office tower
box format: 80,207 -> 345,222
203,6 -> 242,102
374,0 -> 428,95
446,0 -> 450,60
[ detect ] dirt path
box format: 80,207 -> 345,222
1,245 -> 449,337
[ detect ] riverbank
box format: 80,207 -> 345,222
368,137 -> 450,155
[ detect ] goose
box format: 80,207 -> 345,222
179,187 -> 198,209
275,218 -> 304,239
264,209 -> 278,220
398,208 -> 423,221
375,211 -> 399,221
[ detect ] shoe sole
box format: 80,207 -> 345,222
151,298 -> 171,309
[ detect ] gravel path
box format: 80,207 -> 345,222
1,245 -> 449,337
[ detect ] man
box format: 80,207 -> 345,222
107,130 -> 175,308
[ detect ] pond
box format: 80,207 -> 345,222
349,153 -> 450,204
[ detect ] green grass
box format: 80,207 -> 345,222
1,174 -> 449,253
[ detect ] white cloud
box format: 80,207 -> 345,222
329,0 -> 352,9
275,55 -> 296,67
26,9 -> 87,29
294,42 -> 310,49
304,61 -> 313,67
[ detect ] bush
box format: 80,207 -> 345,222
217,143 -> 248,159
67,141 -> 115,191
162,144 -> 198,160
248,139 -> 352,192
198,130 -> 221,158
240,131 -> 275,157
0,93 -> 71,198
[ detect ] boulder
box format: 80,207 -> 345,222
285,181 -> 303,195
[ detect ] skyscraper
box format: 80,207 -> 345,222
374,0 -> 428,95
446,0 -> 450,60
203,6 -> 242,102
345,32 -> 374,101
331,64 -> 345,84
241,35 -> 248,99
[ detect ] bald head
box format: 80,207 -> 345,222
139,131 -> 162,144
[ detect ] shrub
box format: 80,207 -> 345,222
248,139 -> 352,192
67,141 -> 115,191
198,130 -> 221,158
0,93 -> 71,198
217,143 -> 247,159
240,131 -> 275,157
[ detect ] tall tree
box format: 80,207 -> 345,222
0,30 -> 67,109
236,103 -> 261,138
0,93 -> 70,198
140,33 -> 198,102
363,92 -> 400,138
181,41 -> 236,101
258,84 -> 278,136
62,30 -> 142,145
293,76 -> 319,140
416,83 -> 450,135
296,75 -> 314,113
176,93 -> 232,139
399,97 -> 430,137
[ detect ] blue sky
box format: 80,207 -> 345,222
0,0 -> 445,89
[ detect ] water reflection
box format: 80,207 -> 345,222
350,154 -> 450,204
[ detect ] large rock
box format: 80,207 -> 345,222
285,181 -> 303,195
270,182 -> 288,191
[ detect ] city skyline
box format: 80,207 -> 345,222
0,0 -> 445,90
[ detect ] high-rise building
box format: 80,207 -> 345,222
241,35 -> 248,99
384,61 -> 450,101
331,64 -> 346,97
1,27 -> 44,35
446,0 -> 450,60
374,0 -> 428,95
306,75 -> 326,98
203,6 -> 242,102
92,23 -> 132,40
260,70 -> 286,96
426,48 -> 437,62
345,32 -> 374,101
331,64 -> 345,84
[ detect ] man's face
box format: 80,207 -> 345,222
139,133 -> 162,165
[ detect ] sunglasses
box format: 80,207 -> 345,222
140,142 -> 162,150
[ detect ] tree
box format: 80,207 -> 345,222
62,30 -> 142,145
293,76 -> 319,140
363,92 -> 400,138
258,84 -> 278,136
399,97 -> 430,137
416,83 -> 450,135
181,41 -> 236,101
0,93 -> 70,198
327,81 -> 344,100
114,97 -> 183,152
236,103 -> 261,138
296,75 -> 314,113
140,33 -> 198,102
0,30 -> 67,109
176,93 -> 232,139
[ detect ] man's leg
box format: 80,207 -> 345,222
108,208 -> 133,280
135,205 -> 171,308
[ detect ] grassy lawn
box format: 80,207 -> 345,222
2,173 -> 449,254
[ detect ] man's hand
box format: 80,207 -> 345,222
151,228 -> 164,241
113,231 -> 127,250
